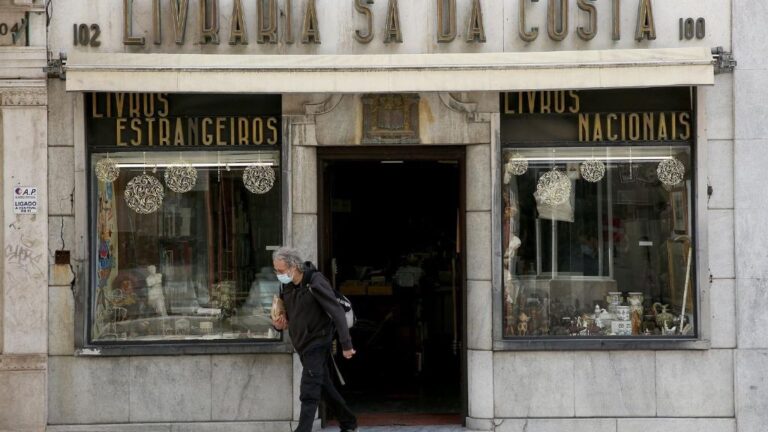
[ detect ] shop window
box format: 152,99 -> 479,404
500,88 -> 697,339
86,93 -> 283,345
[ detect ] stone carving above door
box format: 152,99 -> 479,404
362,94 -> 420,144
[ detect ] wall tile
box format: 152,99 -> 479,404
736,278 -> 768,349
734,72 -> 768,140
467,350 -> 493,419
735,349 -> 768,432
292,145 -> 317,214
706,140 -> 733,209
618,418 -> 735,432
48,356 -> 131,424
574,351 -> 655,417
48,215 -> 76,286
211,355 -> 293,421
707,209 -> 734,279
733,140 -> 768,209
129,356 -> 212,422
655,350 -> 734,417
48,146 -> 75,215
733,0 -> 768,70
48,286 -> 75,356
497,419 -> 616,432
710,279 -> 736,348
494,352 -> 574,417
0,370 -> 46,431
47,78 -> 74,147
734,209 -> 768,279
705,76 -> 734,141
467,280 -> 492,350
467,144 -> 491,212
466,211 -> 491,281
291,214 -> 318,265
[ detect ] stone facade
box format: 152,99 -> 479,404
0,0 -> 765,431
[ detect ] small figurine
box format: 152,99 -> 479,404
146,265 -> 167,316
517,312 -> 530,336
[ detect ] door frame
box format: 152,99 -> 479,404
316,145 -> 468,425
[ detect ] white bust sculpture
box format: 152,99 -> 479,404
146,265 -> 166,316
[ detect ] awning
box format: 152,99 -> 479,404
65,47 -> 714,94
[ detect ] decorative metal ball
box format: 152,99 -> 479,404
657,158 -> 685,186
536,169 -> 571,206
506,153 -> 529,176
124,174 -> 164,214
243,165 -> 276,194
164,163 -> 198,193
580,159 -> 606,183
95,157 -> 120,183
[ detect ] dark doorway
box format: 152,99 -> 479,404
318,148 -> 466,427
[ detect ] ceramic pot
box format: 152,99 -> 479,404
616,305 -> 631,321
628,292 -> 644,314
606,291 -> 623,313
653,302 -> 674,328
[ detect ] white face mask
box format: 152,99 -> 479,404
276,271 -> 293,284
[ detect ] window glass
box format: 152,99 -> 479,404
502,146 -> 695,338
91,151 -> 282,342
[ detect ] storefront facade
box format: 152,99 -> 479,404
1,0 -> 767,431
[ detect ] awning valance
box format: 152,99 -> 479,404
65,47 -> 714,94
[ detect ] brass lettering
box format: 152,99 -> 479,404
146,118 -> 156,146
518,0 -> 538,42
216,117 -> 226,145
679,112 -> 691,140
199,0 -> 220,44
116,93 -> 126,118
175,118 -> 185,145
539,91 -> 552,113
384,0 -> 403,43
252,118 -> 264,144
142,93 -> 155,117
153,0 -> 162,45
157,94 -> 169,117
354,0 -> 374,44
547,0 -> 568,41
230,117 -> 235,144
592,113 -> 603,141
238,117 -> 249,144
577,0 -> 597,41
518,92 -> 524,114
642,112 -> 654,140
620,113 -> 626,140
437,0 -> 457,43
657,112 -> 668,140
578,113 -> 589,142
284,0 -> 294,44
202,117 -> 214,145
267,117 -> 279,144
116,119 -> 128,146
671,111 -> 677,139
188,118 -> 199,145
466,0 -> 486,43
628,113 -> 640,140
92,93 -> 103,118
554,91 -> 566,114
123,0 -> 146,46
526,91 -> 536,113
171,0 -> 190,45
635,0 -> 656,41
302,0 -> 321,44
257,0 -> 278,44
607,113 -> 618,140
569,91 -> 580,113
130,118 -> 142,146
230,0 -> 249,45
129,93 -> 141,118
106,93 -> 112,117
159,118 -> 171,145
504,93 -> 514,114
612,0 -> 620,40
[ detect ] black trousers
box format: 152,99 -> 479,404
296,342 -> 357,432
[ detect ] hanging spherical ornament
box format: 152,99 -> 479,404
657,158 -> 685,186
536,169 -> 571,206
164,163 -> 198,193
124,174 -> 164,214
95,157 -> 120,183
580,159 -> 606,183
506,153 -> 529,176
243,165 -> 276,194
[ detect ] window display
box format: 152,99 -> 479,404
500,88 -> 697,338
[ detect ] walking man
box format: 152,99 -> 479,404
272,247 -> 358,432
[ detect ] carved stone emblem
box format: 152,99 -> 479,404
362,94 -> 420,144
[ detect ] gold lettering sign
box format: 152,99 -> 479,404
230,0 -> 248,45
171,0 -> 190,44
257,0 -> 278,44
123,0 -> 146,46
199,0 -> 220,44
384,0 -> 403,44
577,0 -> 597,41
354,0 -> 374,44
518,0 -> 539,42
635,0 -> 657,41
466,0 -> 486,43
547,0 -> 568,42
302,0 -> 320,44
437,0 -> 457,43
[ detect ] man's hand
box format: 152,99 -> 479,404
342,348 -> 356,359
272,315 -> 288,330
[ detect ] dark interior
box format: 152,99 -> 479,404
323,160 -> 463,426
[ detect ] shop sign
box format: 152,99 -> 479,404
500,88 -> 693,144
13,186 -> 38,214
0,12 -> 28,46
86,92 -> 281,151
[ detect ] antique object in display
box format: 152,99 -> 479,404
631,309 -> 642,335
661,321 -> 677,336
164,162 -> 198,193
657,157 -> 685,186
517,311 -> 530,336
628,292 -> 644,315
124,173 -> 165,214
606,291 -> 623,313
580,159 -> 606,183
653,302 -> 675,328
616,305 -> 631,321
243,165 -> 276,194
504,153 -> 529,182
145,265 -> 167,316
594,307 -> 615,329
611,320 -> 632,336
535,168 -> 571,206
95,156 -> 120,183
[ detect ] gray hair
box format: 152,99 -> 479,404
272,246 -> 303,269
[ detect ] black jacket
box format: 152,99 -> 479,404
280,262 -> 353,355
